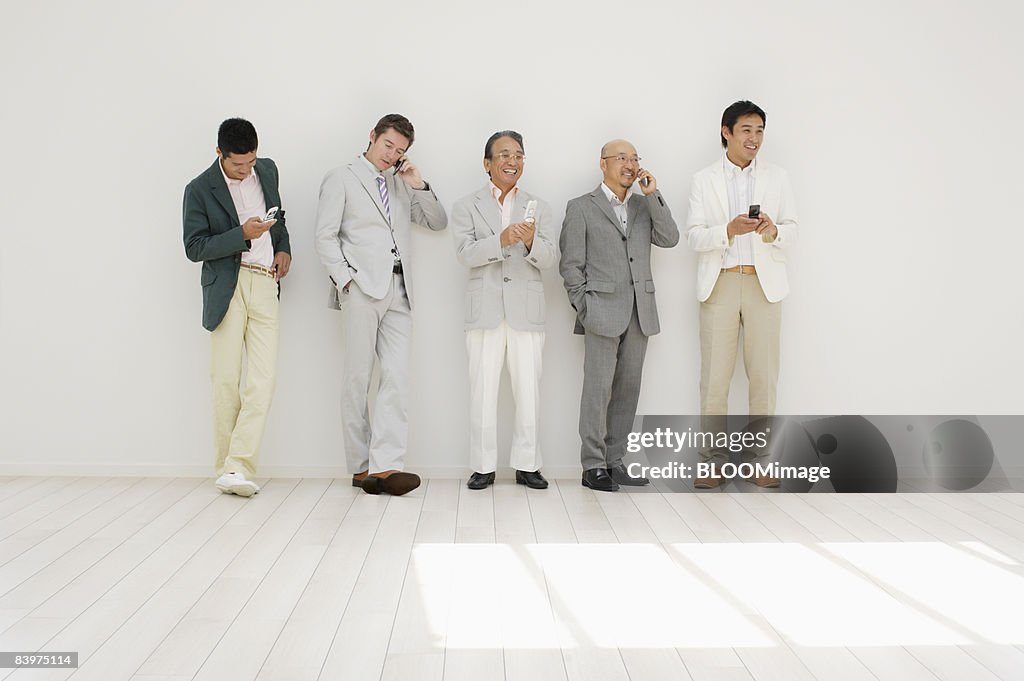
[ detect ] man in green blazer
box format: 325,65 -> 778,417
183,118 -> 291,497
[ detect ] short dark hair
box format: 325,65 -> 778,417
217,118 -> 258,157
484,130 -> 524,160
720,100 -> 766,148
373,113 -> 415,147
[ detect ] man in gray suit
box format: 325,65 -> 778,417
451,130 -> 558,491
315,114 -> 447,496
559,140 -> 679,492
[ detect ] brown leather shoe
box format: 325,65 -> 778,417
752,474 -> 780,488
694,475 -> 722,489
351,470 -> 369,488
361,470 -> 421,496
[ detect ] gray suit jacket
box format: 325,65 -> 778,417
451,186 -> 558,332
559,186 -> 679,337
315,155 -> 447,309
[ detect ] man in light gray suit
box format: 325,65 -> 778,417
451,130 -> 558,491
559,140 -> 679,492
315,113 -> 447,496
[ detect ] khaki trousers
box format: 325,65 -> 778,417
210,269 -> 279,477
699,271 -> 780,461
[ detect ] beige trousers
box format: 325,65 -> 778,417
699,271 -> 781,460
210,269 -> 279,477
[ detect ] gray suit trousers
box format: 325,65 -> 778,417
339,273 -> 411,473
579,301 -> 648,471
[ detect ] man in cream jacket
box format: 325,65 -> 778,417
686,100 -> 799,489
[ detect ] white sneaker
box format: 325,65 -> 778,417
215,471 -> 260,497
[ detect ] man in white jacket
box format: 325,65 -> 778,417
685,100 -> 799,489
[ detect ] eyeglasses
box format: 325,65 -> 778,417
601,155 -> 641,164
493,152 -> 525,162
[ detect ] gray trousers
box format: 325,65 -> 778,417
339,273 -> 411,474
579,303 -> 648,471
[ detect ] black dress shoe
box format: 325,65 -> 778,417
608,461 -> 650,486
467,471 -> 495,490
515,470 -> 548,489
581,468 -> 619,492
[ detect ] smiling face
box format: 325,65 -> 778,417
365,127 -> 411,172
218,149 -> 257,181
600,139 -> 639,192
722,113 -> 764,168
484,136 -> 524,193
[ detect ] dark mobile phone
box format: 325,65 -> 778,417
748,204 -> 761,219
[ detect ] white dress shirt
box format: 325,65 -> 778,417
721,155 -> 757,268
600,182 -> 630,234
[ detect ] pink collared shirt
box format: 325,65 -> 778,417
489,181 -> 519,229
219,160 -> 273,268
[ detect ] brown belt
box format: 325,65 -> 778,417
239,261 -> 276,279
721,265 -> 757,275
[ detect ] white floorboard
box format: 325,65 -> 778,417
0,478 -> 1019,680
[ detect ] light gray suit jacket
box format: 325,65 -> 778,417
559,186 -> 679,337
315,155 -> 447,309
451,186 -> 558,332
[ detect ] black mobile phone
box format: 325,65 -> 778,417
748,204 -> 761,219
393,157 -> 404,174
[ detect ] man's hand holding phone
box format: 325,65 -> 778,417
511,221 -> 536,250
755,211 -> 778,241
393,156 -> 426,190
636,169 -> 657,196
500,224 -> 521,248
242,215 -> 275,240
727,213 -> 760,239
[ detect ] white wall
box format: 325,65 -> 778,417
2,0 -> 1021,477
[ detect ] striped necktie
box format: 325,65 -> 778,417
376,175 -> 391,223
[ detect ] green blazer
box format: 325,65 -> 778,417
183,158 -> 291,331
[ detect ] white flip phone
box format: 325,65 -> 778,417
523,200 -> 538,224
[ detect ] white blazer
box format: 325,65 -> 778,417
451,185 -> 558,332
686,157 -> 798,302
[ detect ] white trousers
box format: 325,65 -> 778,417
465,322 -> 545,474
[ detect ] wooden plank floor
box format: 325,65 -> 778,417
0,478 -> 1022,680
